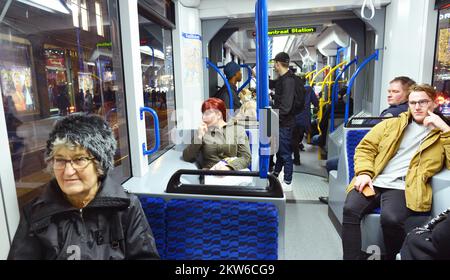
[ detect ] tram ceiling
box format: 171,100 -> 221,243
223,10 -> 357,30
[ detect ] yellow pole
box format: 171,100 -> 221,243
305,70 -> 317,85
310,65 -> 331,87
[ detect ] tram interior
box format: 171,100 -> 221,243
1,0 -> 450,260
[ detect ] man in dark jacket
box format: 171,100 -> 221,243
401,208 -> 450,260
215,61 -> 242,110
8,114 -> 160,260
271,52 -> 297,192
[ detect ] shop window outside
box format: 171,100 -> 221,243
139,14 -> 176,163
0,0 -> 131,208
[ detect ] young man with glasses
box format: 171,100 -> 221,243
341,84 -> 450,260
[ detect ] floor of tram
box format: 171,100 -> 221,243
280,141 -> 342,259
277,142 -> 329,203
285,202 -> 342,259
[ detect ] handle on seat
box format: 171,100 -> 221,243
166,169 -> 283,198
140,106 -> 160,156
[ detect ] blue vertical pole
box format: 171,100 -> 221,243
256,0 -> 269,179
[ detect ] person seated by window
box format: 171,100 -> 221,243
342,84 -> 450,260
8,114 -> 160,260
400,208 -> 450,260
183,98 -> 251,171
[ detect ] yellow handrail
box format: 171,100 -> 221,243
320,61 -> 348,97
310,65 -> 331,86
305,70 -> 317,85
315,61 -> 348,160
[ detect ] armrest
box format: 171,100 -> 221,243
431,169 -> 450,216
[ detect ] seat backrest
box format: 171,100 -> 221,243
138,196 -> 167,259
165,199 -> 278,260
346,129 -> 370,182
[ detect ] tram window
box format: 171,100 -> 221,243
433,6 -> 450,117
0,0 -> 131,208
138,14 -> 176,163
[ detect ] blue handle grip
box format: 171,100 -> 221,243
140,107 -> 160,156
206,59 -> 234,114
237,64 -> 253,93
344,50 -> 379,125
330,58 -> 358,133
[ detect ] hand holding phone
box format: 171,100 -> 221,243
362,186 -> 376,197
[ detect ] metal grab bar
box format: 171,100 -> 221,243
316,61 -> 348,135
166,169 -> 283,198
140,106 -> 160,156
330,58 -> 358,132
206,59 -> 234,114
238,64 -> 253,93
344,50 -> 379,124
217,63 -> 253,94
310,65 -> 331,86
255,0 -> 270,179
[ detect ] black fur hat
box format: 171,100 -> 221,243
46,114 -> 117,174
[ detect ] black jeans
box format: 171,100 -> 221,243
291,125 -> 306,161
342,188 -> 422,260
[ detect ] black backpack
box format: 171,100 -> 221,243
290,73 -> 306,114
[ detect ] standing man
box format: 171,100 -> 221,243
215,61 -> 242,110
271,52 -> 297,192
342,84 -> 450,260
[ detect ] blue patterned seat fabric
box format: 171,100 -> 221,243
138,196 -> 167,259
346,130 -> 381,213
165,199 -> 278,260
346,130 -> 370,182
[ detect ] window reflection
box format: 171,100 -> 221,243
0,0 -> 131,207
139,14 -> 176,163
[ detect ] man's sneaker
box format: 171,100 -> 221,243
282,181 -> 292,192
272,171 -> 279,178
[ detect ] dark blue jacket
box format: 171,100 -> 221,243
295,86 -> 318,129
363,101 -> 409,125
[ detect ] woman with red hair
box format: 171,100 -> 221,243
183,98 -> 251,170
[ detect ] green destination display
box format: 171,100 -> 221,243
268,27 -> 316,36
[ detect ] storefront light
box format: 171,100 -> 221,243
17,0 -> 71,14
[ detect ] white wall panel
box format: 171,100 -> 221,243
172,2 -> 204,130
379,0 -> 437,112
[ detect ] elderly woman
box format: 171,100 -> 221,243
183,98 -> 251,171
8,114 -> 160,260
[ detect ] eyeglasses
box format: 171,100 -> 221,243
408,99 -> 432,107
52,157 -> 94,170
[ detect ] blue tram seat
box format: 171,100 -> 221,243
165,199 -> 278,260
138,196 -> 167,259
345,130 -> 384,253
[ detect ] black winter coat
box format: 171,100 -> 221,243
401,208 -> 450,260
215,84 -> 241,110
271,70 -> 296,128
7,175 -> 160,260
